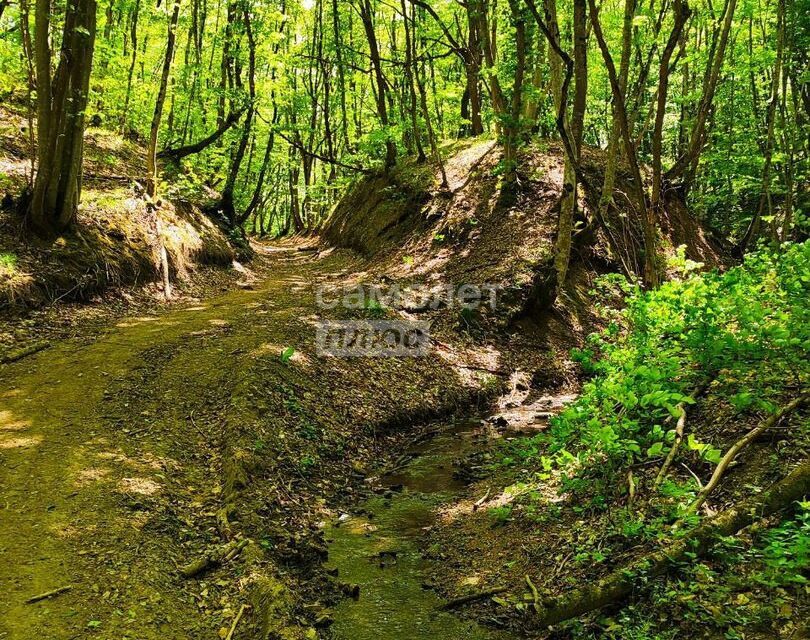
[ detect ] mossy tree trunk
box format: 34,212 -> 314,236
29,0 -> 97,235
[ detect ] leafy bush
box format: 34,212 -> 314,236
542,242 -> 810,483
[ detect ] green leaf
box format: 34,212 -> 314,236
647,441 -> 664,457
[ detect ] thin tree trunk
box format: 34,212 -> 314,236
666,0 -> 738,187
554,0 -> 586,285
739,0 -> 784,254
588,0 -> 658,287
651,0 -> 690,212
147,0 -> 181,198
121,0 -> 141,133
359,0 -> 397,169
220,5 -> 257,224
401,0 -> 426,162
597,0 -> 634,220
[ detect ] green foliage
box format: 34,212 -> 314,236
0,252 -> 18,276
522,243 -> 810,490
280,346 -> 295,364
487,504 -> 513,527
755,502 -> 810,588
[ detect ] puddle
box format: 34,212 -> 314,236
325,418 -> 523,640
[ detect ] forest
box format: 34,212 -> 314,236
0,0 -> 808,637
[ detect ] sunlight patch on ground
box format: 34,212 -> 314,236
0,410 -> 29,432
251,342 -> 313,367
0,419 -> 29,432
459,575 -> 482,587
115,316 -> 159,328
119,477 -> 162,496
75,467 -> 112,486
0,434 -> 43,449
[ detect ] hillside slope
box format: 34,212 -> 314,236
322,140 -> 724,304
0,106 -> 236,314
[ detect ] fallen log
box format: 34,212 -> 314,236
533,459 -> 810,628
1,340 -> 50,364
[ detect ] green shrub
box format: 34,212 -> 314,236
539,242 -> 810,485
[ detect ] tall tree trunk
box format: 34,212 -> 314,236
588,0 -> 658,287
465,2 -> 484,135
29,0 -> 98,235
543,0 -> 562,113
19,0 -> 36,180
146,0 -> 181,300
503,0 -> 527,191
401,0 -> 426,162
666,0 -> 738,187
146,0 -> 182,198
554,0 -> 586,285
414,6 -> 448,188
739,0 -> 784,254
597,0 -> 634,220
359,0 -> 397,169
331,0 -> 351,152
221,5 -> 257,225
651,0 -> 690,212
121,0 -> 141,133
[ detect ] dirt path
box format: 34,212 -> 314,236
0,247 -> 339,639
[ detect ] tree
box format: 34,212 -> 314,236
358,0 -> 397,169
146,0 -> 182,199
553,0 -> 587,285
29,0 -> 98,235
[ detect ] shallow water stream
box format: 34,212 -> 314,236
325,419 -> 522,640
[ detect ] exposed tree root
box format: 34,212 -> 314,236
1,340 -> 50,364
439,586 -> 507,610
179,538 -> 249,578
533,460 -> 810,628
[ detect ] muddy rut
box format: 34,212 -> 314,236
0,248 -> 332,638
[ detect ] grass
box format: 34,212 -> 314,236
0,252 -> 17,277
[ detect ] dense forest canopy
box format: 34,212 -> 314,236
0,0 -> 806,266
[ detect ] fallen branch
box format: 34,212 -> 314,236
1,340 -> 50,364
654,383 -> 709,489
179,538 -> 249,578
473,488 -> 491,511
25,585 -> 72,604
525,575 -> 539,612
439,586 -> 507,610
687,393 -> 808,514
225,603 -> 249,640
157,109 -> 245,161
533,460 -> 810,628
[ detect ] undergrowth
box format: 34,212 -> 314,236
504,241 -> 809,504
496,241 -> 810,635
